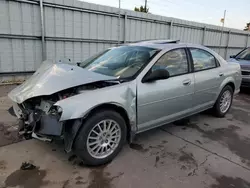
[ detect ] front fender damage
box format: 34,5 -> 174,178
59,82 -> 137,152
120,85 -> 137,138
11,81 -> 137,153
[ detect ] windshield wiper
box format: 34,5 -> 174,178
107,77 -> 130,83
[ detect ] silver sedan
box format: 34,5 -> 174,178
8,40 -> 242,166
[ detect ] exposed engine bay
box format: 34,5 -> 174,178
15,81 -> 119,140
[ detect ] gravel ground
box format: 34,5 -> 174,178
0,85 -> 250,188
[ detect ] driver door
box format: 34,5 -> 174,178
137,48 -> 195,132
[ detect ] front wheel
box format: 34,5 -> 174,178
213,85 -> 233,117
73,110 -> 127,166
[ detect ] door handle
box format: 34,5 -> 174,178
183,79 -> 191,86
219,73 -> 224,77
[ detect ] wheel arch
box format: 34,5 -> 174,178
225,81 -> 235,92
218,77 -> 236,96
213,78 -> 235,107
64,102 -> 134,153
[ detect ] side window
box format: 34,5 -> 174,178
236,48 -> 250,60
190,49 -> 217,71
152,49 -> 188,77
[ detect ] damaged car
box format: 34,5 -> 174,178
8,40 -> 242,166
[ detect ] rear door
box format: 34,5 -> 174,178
188,48 -> 222,110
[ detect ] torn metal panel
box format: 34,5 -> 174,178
32,133 -> 52,142
64,119 -> 82,153
12,102 -> 23,119
120,83 -> 137,133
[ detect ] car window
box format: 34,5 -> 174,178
152,49 -> 188,77
190,49 -> 217,71
236,48 -> 250,60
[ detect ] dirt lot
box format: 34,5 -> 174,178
0,85 -> 250,188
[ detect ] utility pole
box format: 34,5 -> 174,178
219,10 -> 226,54
144,0 -> 147,12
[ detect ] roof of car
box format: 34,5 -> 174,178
119,39 -> 227,64
125,39 -> 205,50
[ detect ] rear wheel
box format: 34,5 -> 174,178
73,110 -> 127,166
213,85 -> 233,117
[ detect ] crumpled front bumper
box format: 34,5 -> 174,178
12,102 -> 81,153
12,102 -> 63,139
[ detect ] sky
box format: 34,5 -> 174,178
80,0 -> 250,30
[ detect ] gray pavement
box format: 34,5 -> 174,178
0,85 -> 250,188
0,85 -> 22,147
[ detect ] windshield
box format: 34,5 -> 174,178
236,48 -> 250,60
80,46 -> 159,78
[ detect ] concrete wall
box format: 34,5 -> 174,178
1,0 -> 250,82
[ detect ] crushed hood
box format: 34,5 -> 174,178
8,60 -> 116,103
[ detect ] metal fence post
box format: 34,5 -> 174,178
117,1 -> 121,45
39,0 -> 46,60
124,12 -> 127,43
225,30 -> 231,58
246,32 -> 250,47
202,26 -> 206,45
169,20 -> 173,39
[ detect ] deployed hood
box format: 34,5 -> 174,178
8,60 -> 116,103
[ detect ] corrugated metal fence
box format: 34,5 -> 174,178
1,0 -> 250,83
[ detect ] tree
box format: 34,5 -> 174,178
244,22 -> 250,31
134,5 -> 149,13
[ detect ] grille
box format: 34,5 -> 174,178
241,71 -> 250,76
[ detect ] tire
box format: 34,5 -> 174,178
213,85 -> 233,117
73,109 -> 127,166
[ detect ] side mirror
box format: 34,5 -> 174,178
230,55 -> 236,58
142,69 -> 170,83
